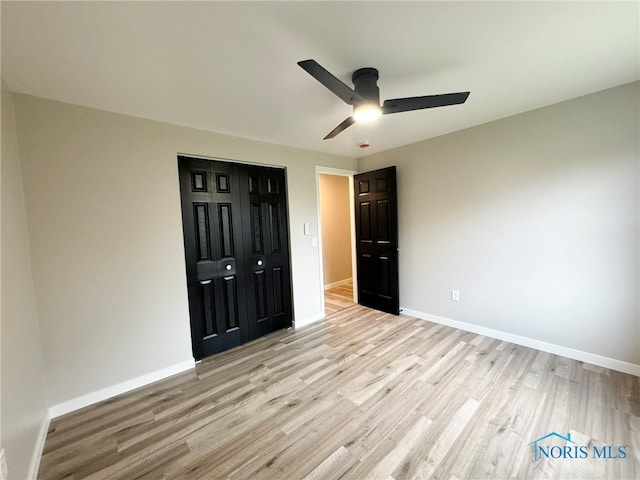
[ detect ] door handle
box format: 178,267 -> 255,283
257,260 -> 263,266
225,264 -> 232,271
200,279 -> 212,285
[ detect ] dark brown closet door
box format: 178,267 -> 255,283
178,157 -> 248,360
178,157 -> 292,360
240,165 -> 292,339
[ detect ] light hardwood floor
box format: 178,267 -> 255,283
39,305 -> 639,479
324,280 -> 355,316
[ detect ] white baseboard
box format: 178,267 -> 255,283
294,313 -> 325,328
324,278 -> 352,290
48,359 -> 195,419
401,307 -> 640,377
28,413 -> 50,479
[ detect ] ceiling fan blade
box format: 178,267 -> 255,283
324,116 -> 355,140
298,59 -> 365,106
382,92 -> 470,115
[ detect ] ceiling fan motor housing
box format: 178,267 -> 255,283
352,68 -> 380,106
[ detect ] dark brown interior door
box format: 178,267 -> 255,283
354,166 -> 400,315
178,157 -> 292,360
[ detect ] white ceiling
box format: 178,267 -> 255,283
2,1 -> 638,158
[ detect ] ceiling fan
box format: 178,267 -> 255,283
298,59 -> 470,140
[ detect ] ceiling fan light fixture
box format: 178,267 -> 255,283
353,104 -> 382,123
297,60 -> 469,139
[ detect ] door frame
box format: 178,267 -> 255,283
315,166 -> 358,318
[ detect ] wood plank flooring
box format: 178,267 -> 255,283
324,280 -> 355,316
39,305 -> 639,479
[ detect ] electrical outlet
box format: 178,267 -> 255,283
0,448 -> 8,480
451,290 -> 460,302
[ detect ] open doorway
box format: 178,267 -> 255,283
316,167 -> 358,316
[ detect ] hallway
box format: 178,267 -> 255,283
324,280 -> 355,316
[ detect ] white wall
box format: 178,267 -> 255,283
360,81 -> 639,369
1,81 -> 49,479
319,174 -> 353,286
13,94 -> 357,409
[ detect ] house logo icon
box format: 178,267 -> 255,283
528,432 -> 576,461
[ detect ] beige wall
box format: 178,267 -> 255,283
360,81 -> 640,368
13,93 -> 357,408
319,174 -> 353,286
1,81 -> 48,479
